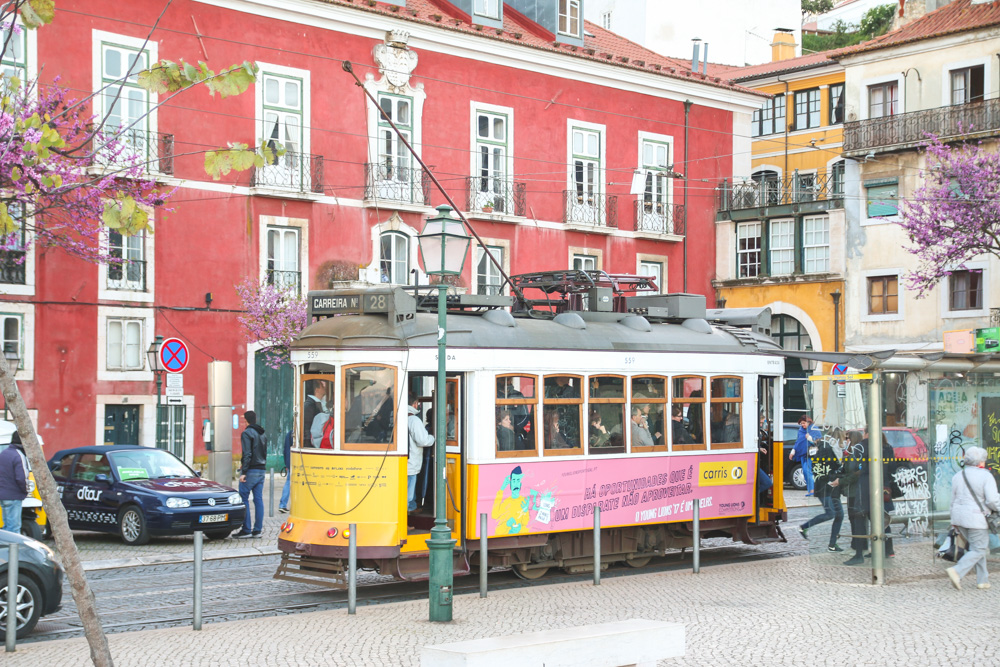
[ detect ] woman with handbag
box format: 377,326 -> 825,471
946,446 -> 1000,590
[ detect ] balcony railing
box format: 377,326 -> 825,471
465,177 -> 526,217
107,259 -> 146,292
632,200 -> 684,235
0,251 -> 25,285
717,171 -> 842,212
93,128 -> 174,175
844,98 -> 1000,155
267,269 -> 301,296
251,152 -> 324,195
364,163 -> 429,206
562,191 -> 618,229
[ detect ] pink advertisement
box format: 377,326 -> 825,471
476,453 -> 758,538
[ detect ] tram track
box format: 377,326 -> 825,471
25,542 -> 802,643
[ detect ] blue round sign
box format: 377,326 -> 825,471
159,337 -> 189,373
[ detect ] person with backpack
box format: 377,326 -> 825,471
797,428 -> 845,551
234,411 -> 268,538
789,414 -> 820,496
0,430 -> 28,535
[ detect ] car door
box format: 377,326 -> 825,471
50,453 -> 78,525
68,453 -> 118,531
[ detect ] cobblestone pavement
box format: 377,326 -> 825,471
7,537 -> 998,666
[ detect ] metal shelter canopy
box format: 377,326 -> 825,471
768,349 -> 896,370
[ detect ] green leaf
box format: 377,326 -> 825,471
20,0 -> 56,29
206,63 -> 257,98
10,166 -> 21,182
102,201 -> 122,229
0,203 -> 14,237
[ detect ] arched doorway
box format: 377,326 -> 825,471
771,314 -> 813,421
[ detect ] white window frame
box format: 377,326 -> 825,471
636,131 -> 675,233
794,88 -> 821,130
0,303 -> 34,381
802,215 -> 830,274
941,57 -> 991,107
0,203 -> 35,296
860,268 -> 904,323
255,62 -> 311,192
558,0 -> 582,37
862,180 -> 900,226
769,219 -> 795,276
566,119 -> 606,225
364,75 -> 426,209
380,230 -> 410,285
1,17 -> 38,93
827,157 -> 846,199
94,393 -> 194,456
97,306 -> 154,382
942,261 -> 988,320
92,30 -> 158,169
469,102 -> 515,214
98,212 -> 155,303
601,11 -> 612,29
364,212 -> 423,286
736,221 -> 762,278
637,257 -> 666,293
259,215 -> 309,296
861,74 -> 903,120
473,0 -> 501,20
474,240 -> 510,296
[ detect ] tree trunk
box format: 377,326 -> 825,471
0,355 -> 114,666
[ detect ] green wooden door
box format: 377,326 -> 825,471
254,351 -> 294,470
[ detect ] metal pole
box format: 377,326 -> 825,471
348,523 -> 357,615
427,284 -> 455,622
692,500 -> 701,574
268,468 -> 275,518
479,513 -> 487,598
193,531 -> 203,631
868,373 -> 886,586
593,505 -> 601,585
5,543 -> 17,652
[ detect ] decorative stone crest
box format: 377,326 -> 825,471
373,29 -> 418,91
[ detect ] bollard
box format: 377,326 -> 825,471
269,468 -> 275,518
479,513 -> 487,598
593,505 -> 601,586
193,531 -> 203,631
5,543 -> 17,652
348,523 -> 357,615
692,500 -> 700,574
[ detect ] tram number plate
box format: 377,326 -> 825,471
199,513 -> 228,523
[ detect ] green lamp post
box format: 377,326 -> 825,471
417,204 -> 470,622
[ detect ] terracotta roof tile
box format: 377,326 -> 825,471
832,0 -> 1000,57
728,51 -> 839,82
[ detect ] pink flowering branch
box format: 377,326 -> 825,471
235,278 -> 308,369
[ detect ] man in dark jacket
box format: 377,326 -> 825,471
0,431 -> 28,535
234,411 -> 268,538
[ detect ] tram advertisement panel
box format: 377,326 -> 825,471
475,454 -> 756,538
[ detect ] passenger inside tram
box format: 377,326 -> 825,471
544,408 -> 572,449
589,409 -> 610,447
496,409 -> 516,451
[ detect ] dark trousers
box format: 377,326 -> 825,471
848,509 -> 868,555
803,493 -> 844,547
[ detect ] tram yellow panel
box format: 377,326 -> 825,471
288,450 -> 406,547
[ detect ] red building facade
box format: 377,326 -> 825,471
0,0 -> 760,463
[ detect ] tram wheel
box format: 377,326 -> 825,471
625,555 -> 653,568
512,563 -> 549,580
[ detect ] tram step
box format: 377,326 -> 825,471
273,553 -> 347,589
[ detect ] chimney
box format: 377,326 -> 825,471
771,29 -> 796,62
702,43 -> 709,74
691,38 -> 701,73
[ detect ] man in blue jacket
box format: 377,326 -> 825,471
0,431 -> 28,535
789,414 -> 820,497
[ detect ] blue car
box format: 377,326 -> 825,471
47,446 -> 246,545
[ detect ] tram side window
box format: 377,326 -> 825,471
543,375 -> 583,455
631,376 -> 667,452
343,365 -> 397,450
709,377 -> 742,450
671,376 -> 706,452
589,375 -> 625,454
496,375 -> 537,456
301,374 -> 335,448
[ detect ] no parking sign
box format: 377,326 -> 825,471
159,338 -> 189,373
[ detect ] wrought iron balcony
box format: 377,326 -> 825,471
465,177 -> 526,217
267,269 -> 301,296
93,128 -> 174,175
107,259 -> 146,292
251,152 -> 324,195
632,200 -> 684,235
717,171 -> 842,214
0,251 -> 25,285
844,98 -> 1000,156
562,191 -> 618,229
364,163 -> 429,206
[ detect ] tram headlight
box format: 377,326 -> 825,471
228,493 -> 242,505
342,528 -> 350,539
165,497 -> 190,509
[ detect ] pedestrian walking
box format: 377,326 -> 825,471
0,431 -> 28,535
798,428 -> 845,552
234,411 -> 268,538
789,414 -> 819,496
945,446 -> 1000,590
279,429 -> 292,513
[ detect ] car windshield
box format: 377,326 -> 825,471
108,449 -> 195,481
783,426 -> 798,441
885,430 -> 914,448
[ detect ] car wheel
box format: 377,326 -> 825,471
0,574 -> 42,639
790,465 -> 806,490
118,506 -> 150,546
21,521 -> 42,542
205,529 -> 232,541
41,522 -> 51,540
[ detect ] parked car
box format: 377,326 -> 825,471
47,445 -> 245,545
0,528 -> 63,638
0,421 -> 48,540
883,427 -> 929,464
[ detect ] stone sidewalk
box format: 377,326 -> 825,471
6,539 -> 998,666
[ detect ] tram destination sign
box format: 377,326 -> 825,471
311,292 -> 391,316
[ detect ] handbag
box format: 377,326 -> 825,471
961,468 -> 1000,534
938,527 -> 968,562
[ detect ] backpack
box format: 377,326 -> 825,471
320,415 -> 335,449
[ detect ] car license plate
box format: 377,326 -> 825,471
199,514 -> 228,523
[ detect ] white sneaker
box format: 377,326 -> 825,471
978,582 -> 991,590
946,567 -> 962,591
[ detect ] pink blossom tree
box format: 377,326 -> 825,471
235,278 -> 309,369
898,135 -> 1000,297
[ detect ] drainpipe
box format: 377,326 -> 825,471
831,289 -> 841,352
775,75 -> 790,177
683,99 -> 692,293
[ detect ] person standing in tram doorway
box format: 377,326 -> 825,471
0,430 -> 28,535
406,393 -> 434,515
790,414 -> 820,496
234,411 -> 268,538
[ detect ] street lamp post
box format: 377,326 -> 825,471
146,335 -> 165,446
417,204 -> 470,623
2,349 -> 18,420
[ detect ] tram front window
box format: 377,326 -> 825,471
343,365 -> 397,448
496,375 -> 537,455
301,374 -> 335,448
589,375 -> 625,454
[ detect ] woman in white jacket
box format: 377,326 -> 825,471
946,446 -> 1000,590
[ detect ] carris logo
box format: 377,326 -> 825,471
77,487 -> 104,502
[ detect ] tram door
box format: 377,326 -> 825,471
757,376 -> 782,518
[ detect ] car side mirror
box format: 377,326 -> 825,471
95,473 -> 113,485
195,471 -> 202,478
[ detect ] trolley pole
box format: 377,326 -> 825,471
427,281 -> 455,622
868,372 -> 886,586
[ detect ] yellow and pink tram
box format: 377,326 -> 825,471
276,273 -> 787,583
